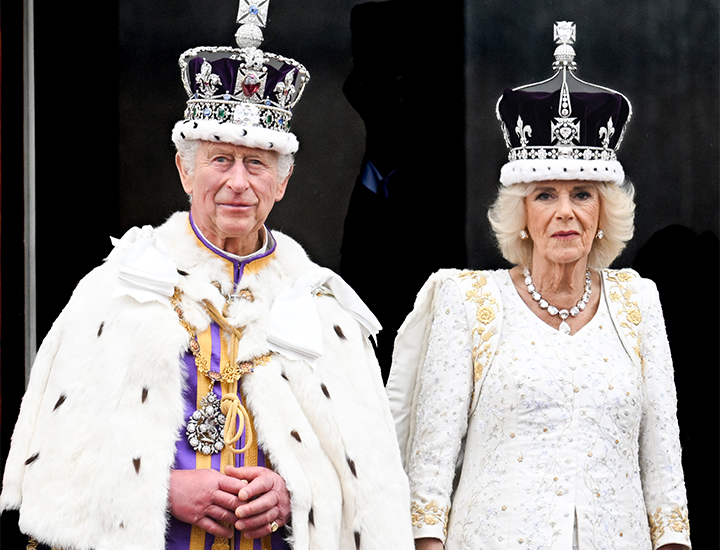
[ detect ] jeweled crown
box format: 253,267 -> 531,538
495,22 -> 632,186
172,1 -> 310,155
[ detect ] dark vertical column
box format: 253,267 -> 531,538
1,0 -> 28,545
1,2 -> 120,546
340,0 -> 467,380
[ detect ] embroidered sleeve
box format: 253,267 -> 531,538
638,279 -> 691,549
406,279 -> 474,541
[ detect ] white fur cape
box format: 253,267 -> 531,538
1,212 -> 414,550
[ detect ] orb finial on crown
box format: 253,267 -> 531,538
553,21 -> 577,71
235,1 -> 269,48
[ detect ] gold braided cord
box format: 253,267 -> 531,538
221,393 -> 253,455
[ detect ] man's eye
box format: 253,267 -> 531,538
246,158 -> 264,168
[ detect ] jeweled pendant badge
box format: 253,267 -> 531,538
186,393 -> 226,455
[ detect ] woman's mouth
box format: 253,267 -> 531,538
552,230 -> 579,239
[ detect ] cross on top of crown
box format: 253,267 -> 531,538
237,0 -> 269,28
554,21 -> 576,45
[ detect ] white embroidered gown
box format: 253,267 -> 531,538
405,270 -> 690,550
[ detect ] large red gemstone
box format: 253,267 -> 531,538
242,74 -> 261,97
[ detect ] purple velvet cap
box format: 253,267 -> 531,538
498,89 -> 631,151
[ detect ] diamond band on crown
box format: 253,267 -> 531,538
508,146 -> 618,162
184,99 -> 291,133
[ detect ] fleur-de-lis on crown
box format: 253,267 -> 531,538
196,60 -> 222,98
241,47 -> 266,71
515,116 -> 532,147
599,117 -> 615,149
274,70 -> 297,108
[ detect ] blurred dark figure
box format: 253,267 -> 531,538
341,0 -> 467,380
633,224 -> 719,550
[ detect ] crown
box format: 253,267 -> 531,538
172,1 -> 310,155
495,21 -> 632,186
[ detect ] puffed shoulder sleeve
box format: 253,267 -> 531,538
638,278 -> 692,549
404,278 -> 474,542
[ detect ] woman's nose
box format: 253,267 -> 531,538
555,195 -> 574,219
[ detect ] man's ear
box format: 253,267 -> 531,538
176,153 -> 193,195
274,164 -> 293,203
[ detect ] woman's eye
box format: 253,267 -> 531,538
575,191 -> 592,200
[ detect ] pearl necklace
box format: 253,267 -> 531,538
523,268 -> 592,335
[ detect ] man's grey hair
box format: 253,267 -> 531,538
175,139 -> 295,181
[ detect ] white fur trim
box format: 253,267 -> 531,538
172,119 -> 299,155
499,158 -> 625,186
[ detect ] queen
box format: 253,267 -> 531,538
388,21 -> 691,550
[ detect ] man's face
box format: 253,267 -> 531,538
176,141 -> 291,256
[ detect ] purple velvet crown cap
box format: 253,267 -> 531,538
495,21 -> 632,187
498,89 -> 631,151
186,56 -> 301,106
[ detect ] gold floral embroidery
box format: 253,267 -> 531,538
605,271 -> 644,369
458,272 -> 500,385
26,538 -> 64,550
411,499 -> 449,536
615,272 -> 635,282
648,506 -> 690,545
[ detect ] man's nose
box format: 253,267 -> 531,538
226,162 -> 250,192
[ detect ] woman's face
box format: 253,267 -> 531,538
525,180 -> 601,267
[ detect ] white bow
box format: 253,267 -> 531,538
268,267 -> 381,367
111,226 -> 178,304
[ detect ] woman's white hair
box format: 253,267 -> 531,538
175,139 -> 295,181
487,180 -> 636,270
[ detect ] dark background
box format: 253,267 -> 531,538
2,0 -> 718,547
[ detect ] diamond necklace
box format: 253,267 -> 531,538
522,267 -> 592,335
